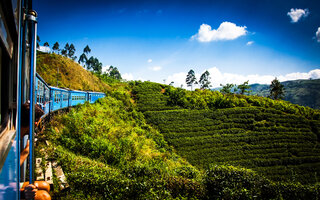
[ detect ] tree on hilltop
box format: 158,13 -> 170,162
68,44 -> 76,60
108,66 -> 122,79
61,43 -> 69,57
199,70 -> 211,89
86,56 -> 103,74
52,42 -> 60,54
84,45 -> 91,55
78,53 -> 87,67
269,78 -> 285,100
237,80 -> 251,95
186,69 -> 197,90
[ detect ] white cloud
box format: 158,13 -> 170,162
150,66 -> 162,71
191,22 -> 247,42
147,59 -> 152,63
278,69 -> 320,81
164,67 -> 320,89
166,72 -> 187,87
38,46 -> 50,53
246,41 -> 254,46
287,8 -> 309,23
122,73 -> 134,81
316,27 -> 320,42
102,65 -> 111,73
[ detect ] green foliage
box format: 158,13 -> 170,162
78,53 -> 87,66
52,42 -> 60,54
107,66 -> 122,80
238,80 -> 251,95
220,83 -> 236,94
205,165 -> 320,200
40,94 -> 207,199
36,52 -> 110,92
144,107 -> 320,184
86,56 -> 102,73
269,77 -> 285,100
83,45 -> 91,55
34,79 -> 320,199
199,70 -> 211,89
186,69 -> 197,90
250,79 -> 320,109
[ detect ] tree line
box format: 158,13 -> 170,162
37,36 -> 122,81
185,69 -> 285,100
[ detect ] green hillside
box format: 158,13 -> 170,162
36,52 -> 110,92
250,79 -> 320,109
37,83 -> 320,199
132,81 -> 320,184
35,54 -> 320,199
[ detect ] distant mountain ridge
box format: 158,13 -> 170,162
249,79 -> 320,109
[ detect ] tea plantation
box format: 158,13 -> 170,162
133,81 -> 320,184
36,53 -> 320,199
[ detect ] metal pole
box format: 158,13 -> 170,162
27,10 -> 37,186
16,1 -> 25,198
57,66 -> 59,87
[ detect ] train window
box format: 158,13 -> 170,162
0,7 -> 14,58
11,0 -> 19,32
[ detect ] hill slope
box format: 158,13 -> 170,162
35,54 -> 320,199
250,79 -> 320,109
36,52 -> 110,92
132,81 -> 320,184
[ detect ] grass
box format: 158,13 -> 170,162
36,52 -> 110,92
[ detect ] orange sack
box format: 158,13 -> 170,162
21,181 -> 50,192
34,190 -> 51,200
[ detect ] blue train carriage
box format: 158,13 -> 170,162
49,86 -> 70,112
88,91 -> 106,103
70,90 -> 88,107
35,74 -> 50,115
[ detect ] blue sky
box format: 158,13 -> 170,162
34,0 -> 320,88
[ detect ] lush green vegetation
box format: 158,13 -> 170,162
36,52 -> 110,92
132,81 -> 320,185
35,54 -> 320,199
37,87 -> 320,199
250,79 -> 320,109
37,92 -> 206,199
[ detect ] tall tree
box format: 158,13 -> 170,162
43,42 -> 49,47
52,42 -> 60,54
220,83 -> 235,94
186,69 -> 197,90
86,56 -> 103,74
86,56 -> 94,70
269,77 -> 285,100
108,66 -> 122,79
83,45 -> 91,55
78,53 -> 87,66
199,70 -> 211,89
92,57 -> 102,73
62,43 -> 69,57
237,80 -> 251,95
68,44 -> 76,59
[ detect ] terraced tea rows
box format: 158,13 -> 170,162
131,81 -> 180,112
132,81 -> 320,184
144,107 -> 320,184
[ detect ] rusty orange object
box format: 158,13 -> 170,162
35,190 -> 51,200
21,181 -> 50,192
